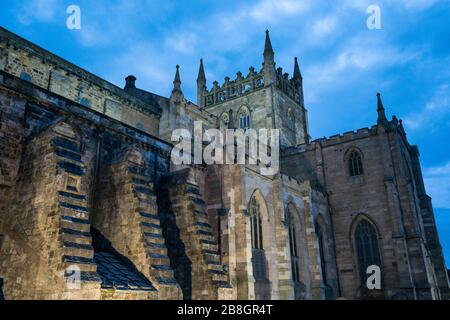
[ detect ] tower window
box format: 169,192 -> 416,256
239,107 -> 250,130
287,109 -> 295,131
250,196 -> 267,281
250,197 -> 263,250
354,219 -> 381,286
287,209 -> 300,283
349,150 -> 363,176
315,222 -> 327,285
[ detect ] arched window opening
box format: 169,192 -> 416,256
287,210 -> 300,283
249,192 -> 271,300
287,109 -> 295,131
349,150 -> 363,176
354,219 -> 381,286
239,107 -> 250,130
250,197 -> 263,250
315,222 -> 327,285
250,195 -> 267,282
287,109 -> 296,144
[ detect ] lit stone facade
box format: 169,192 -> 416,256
0,27 -> 448,300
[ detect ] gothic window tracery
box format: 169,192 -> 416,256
250,195 -> 267,282
250,197 -> 263,250
315,221 -> 327,285
238,107 -> 250,130
287,208 -> 300,283
348,150 -> 363,176
354,219 -> 381,286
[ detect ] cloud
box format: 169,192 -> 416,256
165,32 -> 198,54
17,0 -> 62,25
400,0 -> 441,10
404,84 -> 450,131
342,0 -> 444,11
305,33 -> 420,86
249,0 -> 310,22
312,16 -> 338,38
105,43 -> 173,96
424,161 -> 450,209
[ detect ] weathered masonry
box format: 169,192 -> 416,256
0,27 -> 448,300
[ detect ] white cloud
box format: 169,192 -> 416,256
305,34 -> 420,85
424,161 -> 450,209
400,0 -> 440,10
404,84 -> 450,131
165,32 -> 198,54
342,0 -> 443,11
17,0 -> 62,25
249,0 -> 310,22
312,16 -> 338,38
106,43 -> 173,96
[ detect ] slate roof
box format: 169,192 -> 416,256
94,251 -> 155,292
92,228 -> 156,292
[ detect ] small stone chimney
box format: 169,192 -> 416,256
125,75 -> 136,90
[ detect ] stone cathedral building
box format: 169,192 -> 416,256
0,27 -> 448,300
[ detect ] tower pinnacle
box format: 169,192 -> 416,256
377,92 -> 387,122
293,57 -> 302,81
263,30 -> 276,86
197,59 -> 206,107
197,58 -> 206,82
264,29 -> 274,57
171,65 -> 184,103
172,65 -> 182,93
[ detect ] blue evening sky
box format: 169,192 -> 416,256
1,0 -> 449,264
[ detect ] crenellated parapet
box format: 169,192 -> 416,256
201,64 -> 302,107
203,66 -> 265,107
198,31 -> 303,108
275,67 -> 302,104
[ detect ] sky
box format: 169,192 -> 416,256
0,0 -> 449,264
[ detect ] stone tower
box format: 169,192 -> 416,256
197,30 -> 309,148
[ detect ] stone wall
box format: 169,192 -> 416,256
281,120 -> 449,299
0,70 -> 176,299
0,27 -> 160,137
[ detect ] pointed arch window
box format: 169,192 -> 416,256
287,209 -> 300,283
287,109 -> 295,131
349,150 -> 363,176
250,197 -> 263,250
239,107 -> 250,130
315,222 -> 327,285
250,195 -> 268,282
354,219 -> 381,285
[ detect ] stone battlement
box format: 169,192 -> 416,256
311,126 -> 378,147
203,66 -> 265,107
